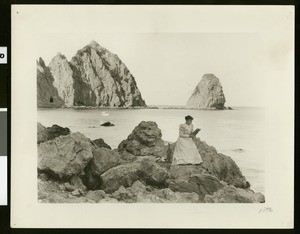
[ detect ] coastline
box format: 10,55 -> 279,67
37,121 -> 265,203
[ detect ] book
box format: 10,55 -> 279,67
191,128 -> 200,136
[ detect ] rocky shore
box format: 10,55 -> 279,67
38,121 -> 264,203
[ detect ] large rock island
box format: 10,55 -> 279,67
37,41 -> 146,108
37,121 -> 264,203
186,74 -> 226,109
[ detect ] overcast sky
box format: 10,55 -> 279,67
32,6 -> 293,107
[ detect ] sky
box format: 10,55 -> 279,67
32,6 -> 293,107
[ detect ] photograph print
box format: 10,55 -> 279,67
37,31 -> 267,204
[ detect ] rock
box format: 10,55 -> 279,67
37,122 -> 70,143
170,164 -> 207,181
37,41 -> 146,108
48,53 -> 76,107
64,182 -> 76,192
46,124 -> 71,140
71,189 -> 81,197
58,184 -> 66,191
100,160 -> 141,193
169,165 -> 224,200
91,148 -> 121,175
37,58 -> 64,108
186,74 -> 226,109
83,147 -> 121,190
111,185 -> 136,202
38,132 -> 94,180
100,121 -> 115,127
139,157 -> 170,186
118,121 -> 168,158
169,138 -> 249,189
227,107 -> 233,110
204,185 -> 265,203
109,180 -> 199,203
169,173 -> 224,200
100,157 -> 170,193
119,150 -> 137,162
70,175 -> 86,191
153,188 -> 199,203
193,138 -> 250,188
37,122 -> 48,143
85,190 -> 106,202
92,138 -> 111,149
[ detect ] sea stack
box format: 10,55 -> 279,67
37,41 -> 146,108
186,74 -> 226,109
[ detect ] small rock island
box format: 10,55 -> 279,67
186,74 -> 226,110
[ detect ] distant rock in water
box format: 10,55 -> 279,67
101,121 -> 115,127
186,74 -> 226,109
37,41 -> 146,108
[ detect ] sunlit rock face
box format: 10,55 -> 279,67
37,41 -> 146,108
186,74 -> 226,109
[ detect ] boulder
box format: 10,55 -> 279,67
37,123 -> 71,143
169,165 -> 224,200
169,174 -> 224,200
204,185 -> 265,203
38,132 -> 94,180
170,164 -> 207,181
193,138 -> 250,188
169,138 -> 249,188
92,138 -> 111,149
83,147 -> 121,190
100,157 -> 170,193
186,73 -> 226,109
37,122 -> 48,143
118,121 -> 168,158
46,124 -> 71,140
91,148 -> 121,175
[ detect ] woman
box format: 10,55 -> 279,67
172,115 -> 203,165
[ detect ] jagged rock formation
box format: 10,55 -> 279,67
37,122 -> 263,203
37,41 -> 146,108
37,58 -> 64,108
186,74 -> 226,109
118,121 -> 168,158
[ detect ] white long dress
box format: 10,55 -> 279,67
172,123 -> 203,165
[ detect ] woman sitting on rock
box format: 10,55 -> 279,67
172,115 -> 203,165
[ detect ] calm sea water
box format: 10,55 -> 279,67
38,107 -> 265,193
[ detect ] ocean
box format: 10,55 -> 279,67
38,106 -> 265,193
